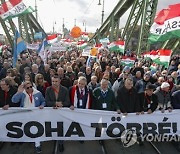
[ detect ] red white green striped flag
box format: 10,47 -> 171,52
150,63 -> 157,71
143,50 -> 159,60
120,56 -> 136,67
0,0 -> 34,20
108,40 -> 125,54
77,40 -> 88,49
148,3 -> 180,43
153,49 -> 172,67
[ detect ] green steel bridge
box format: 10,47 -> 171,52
0,0 -> 179,54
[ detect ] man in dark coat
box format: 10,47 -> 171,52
0,78 -> 18,108
45,75 -> 70,108
45,75 -> 71,152
171,90 -> 180,109
117,78 -> 140,115
139,84 -> 158,114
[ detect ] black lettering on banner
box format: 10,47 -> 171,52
166,21 -> 171,30
172,123 -> 177,133
127,123 -> 141,135
16,3 -> 26,13
155,28 -> 162,35
158,122 -> 171,134
65,122 -> 84,137
172,21 -> 177,28
91,123 -> 107,137
162,27 -> 167,35
45,122 -> 63,137
6,122 -> 23,138
24,121 -> 44,138
143,123 -> 158,135
13,7 -> 19,14
106,123 -> 125,137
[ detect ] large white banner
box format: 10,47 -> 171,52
0,108 -> 180,142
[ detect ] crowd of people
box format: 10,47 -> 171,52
0,46 -> 180,153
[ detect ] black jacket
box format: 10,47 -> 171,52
117,86 -> 140,113
0,87 -> 19,107
139,92 -> 158,112
45,85 -> 70,107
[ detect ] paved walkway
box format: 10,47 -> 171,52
0,140 -> 179,154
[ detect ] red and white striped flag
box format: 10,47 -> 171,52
0,0 -> 34,20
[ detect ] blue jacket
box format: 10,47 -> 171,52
12,89 -> 45,107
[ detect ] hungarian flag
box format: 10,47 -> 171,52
47,34 -> 58,44
108,40 -> 125,54
153,49 -> 172,67
0,0 -> 34,20
148,3 -> 180,43
77,41 -> 88,49
143,50 -> 159,60
120,56 -> 136,67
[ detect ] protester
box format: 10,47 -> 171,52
154,82 -> 172,113
69,76 -> 92,109
117,78 -> 140,115
45,75 -> 71,152
11,81 -> 45,153
92,79 -> 120,112
35,73 -> 50,97
139,84 -> 158,114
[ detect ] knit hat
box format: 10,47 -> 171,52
161,82 -> 170,89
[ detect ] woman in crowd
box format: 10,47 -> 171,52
35,73 -> 50,97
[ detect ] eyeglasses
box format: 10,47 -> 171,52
26,86 -> 32,89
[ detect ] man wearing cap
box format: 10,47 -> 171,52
139,84 -> 158,114
154,82 -> 172,113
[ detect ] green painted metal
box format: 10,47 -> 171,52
90,0 -> 158,55
89,0 -> 135,42
137,0 -> 158,55
109,15 -> 115,42
18,14 -> 34,43
137,0 -> 148,55
0,0 -> 46,48
121,0 -> 143,50
0,0 -> 16,48
161,38 -> 180,55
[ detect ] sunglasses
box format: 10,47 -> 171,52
26,86 -> 32,89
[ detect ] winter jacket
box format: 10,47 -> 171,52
12,88 -> 45,107
154,87 -> 172,110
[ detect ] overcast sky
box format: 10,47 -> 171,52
0,0 -> 179,34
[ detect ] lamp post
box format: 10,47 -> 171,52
83,20 -> 86,32
35,0 -> 38,21
98,0 -> 105,25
